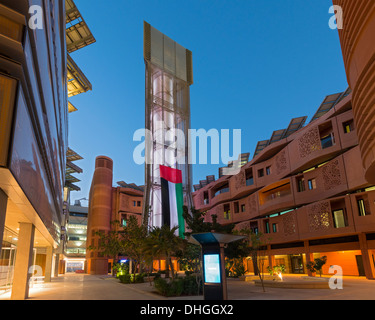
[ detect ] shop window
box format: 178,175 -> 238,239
332,209 -> 347,228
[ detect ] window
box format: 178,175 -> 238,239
241,204 -> 246,213
266,166 -> 271,176
272,223 -> 278,233
264,220 -> 270,234
357,198 -> 370,216
213,183 -> 229,197
133,201 -> 136,207
296,176 -> 305,192
319,122 -> 335,149
332,209 -> 347,228
246,169 -> 254,186
121,214 -> 128,227
224,204 -> 231,220
203,191 -> 209,205
258,169 -> 264,178
250,222 -> 258,234
234,202 -> 239,214
137,201 -> 141,207
321,134 -> 335,149
308,179 -> 316,190
343,120 -> 355,134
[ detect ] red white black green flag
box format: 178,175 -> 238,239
160,165 -> 185,238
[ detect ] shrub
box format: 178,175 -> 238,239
118,273 -> 145,284
154,275 -> 203,297
119,274 -> 131,284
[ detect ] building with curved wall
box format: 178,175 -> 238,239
333,1 -> 375,184
86,156 -> 144,275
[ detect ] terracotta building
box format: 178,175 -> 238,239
86,156 -> 144,275
192,90 -> 375,279
333,0 -> 375,185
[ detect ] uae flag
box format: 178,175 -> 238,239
160,165 -> 185,238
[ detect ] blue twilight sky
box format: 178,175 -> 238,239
68,0 -> 348,205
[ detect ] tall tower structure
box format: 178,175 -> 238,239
143,22 -> 193,231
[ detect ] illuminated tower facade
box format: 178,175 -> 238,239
143,22 -> 193,230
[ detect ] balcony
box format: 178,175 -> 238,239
258,179 -> 295,216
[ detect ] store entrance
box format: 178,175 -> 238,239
290,254 -> 304,274
0,246 -> 17,294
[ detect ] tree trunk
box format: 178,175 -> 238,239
252,252 -> 259,275
169,256 -> 175,281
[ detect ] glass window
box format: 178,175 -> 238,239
264,220 -> 270,234
297,176 -> 305,192
321,134 -> 335,149
332,209 -> 347,228
343,120 -> 355,134
266,166 -> 271,175
224,204 -> 231,220
308,179 -> 316,190
272,223 -> 278,233
357,199 -> 370,216
246,169 -> 254,186
203,191 -> 209,205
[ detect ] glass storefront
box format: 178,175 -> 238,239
0,228 -> 18,295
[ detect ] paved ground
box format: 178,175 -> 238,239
1,273 -> 375,300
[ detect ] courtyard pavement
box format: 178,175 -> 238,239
1,273 -> 375,300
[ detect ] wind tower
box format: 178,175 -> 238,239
143,22 -> 193,233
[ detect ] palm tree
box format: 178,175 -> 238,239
143,225 -> 184,280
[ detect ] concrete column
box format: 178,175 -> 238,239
11,223 -> 35,300
0,189 -> 8,254
304,241 -> 314,276
267,245 -> 275,269
358,233 -> 375,280
53,254 -> 60,277
44,246 -> 53,282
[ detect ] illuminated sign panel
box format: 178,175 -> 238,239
204,254 -> 221,284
